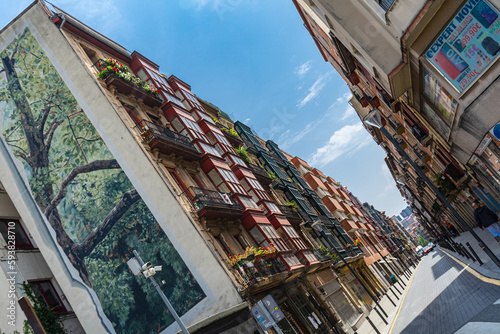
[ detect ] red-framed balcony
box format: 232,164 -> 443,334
184,186 -> 243,220
134,120 -> 201,161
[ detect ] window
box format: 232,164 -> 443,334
260,224 -> 289,252
213,132 -> 236,154
0,219 -> 33,249
217,168 -> 247,194
197,142 -> 222,158
137,67 -> 175,95
179,116 -> 209,142
181,90 -> 203,110
282,253 -> 301,267
30,280 -> 67,313
240,177 -> 272,202
238,196 -> 260,210
249,224 -> 289,252
281,225 -> 308,250
376,0 -> 395,12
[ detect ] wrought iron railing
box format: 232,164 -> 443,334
232,256 -> 288,286
248,163 -> 272,180
135,120 -> 198,152
312,248 -> 334,263
276,204 -> 300,219
184,186 -> 242,212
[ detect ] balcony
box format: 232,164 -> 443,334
340,219 -> 360,233
216,123 -> 244,147
135,120 -> 201,161
93,59 -> 162,108
248,163 -> 273,185
231,256 -> 289,296
184,187 -> 243,220
276,204 -> 302,225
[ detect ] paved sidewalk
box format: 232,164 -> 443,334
448,226 -> 500,279
356,228 -> 500,334
355,265 -> 417,334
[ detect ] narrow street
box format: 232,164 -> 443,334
388,248 -> 500,334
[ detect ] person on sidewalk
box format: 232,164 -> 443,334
472,200 -> 500,240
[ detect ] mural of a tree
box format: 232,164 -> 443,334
0,28 -> 204,332
0,28 -> 138,286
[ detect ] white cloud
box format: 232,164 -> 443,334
341,105 -> 356,121
243,118 -> 251,124
308,122 -> 372,167
295,60 -> 311,77
55,0 -> 122,34
297,72 -> 332,109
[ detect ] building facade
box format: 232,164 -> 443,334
0,2 -> 416,334
292,0 -> 500,240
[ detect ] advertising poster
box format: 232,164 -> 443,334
426,0 -> 500,93
0,28 -> 205,333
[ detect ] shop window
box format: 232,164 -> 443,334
0,219 -> 33,249
421,68 -> 458,137
29,280 -> 67,313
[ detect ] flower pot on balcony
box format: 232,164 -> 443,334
255,254 -> 262,261
104,74 -> 162,107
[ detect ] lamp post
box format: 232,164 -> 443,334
127,250 -> 190,333
363,109 -> 500,269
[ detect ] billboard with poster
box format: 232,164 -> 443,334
426,0 -> 500,93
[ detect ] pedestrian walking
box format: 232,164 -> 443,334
472,200 -> 500,240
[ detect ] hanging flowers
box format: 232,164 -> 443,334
354,238 -> 361,246
96,58 -> 159,96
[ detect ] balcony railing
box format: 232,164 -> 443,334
248,163 -> 273,185
216,123 -> 243,147
232,256 -> 289,291
93,59 -> 163,107
184,186 -> 243,219
276,204 -> 302,223
135,120 -> 201,161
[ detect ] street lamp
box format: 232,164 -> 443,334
363,109 -> 500,269
127,250 -> 190,333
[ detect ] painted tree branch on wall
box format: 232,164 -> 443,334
0,29 -> 139,287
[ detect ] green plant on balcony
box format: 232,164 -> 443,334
319,245 -> 337,262
432,173 -> 456,197
266,171 -> 277,180
96,58 -> 159,96
220,126 -> 240,138
284,199 -> 298,211
235,146 -> 252,163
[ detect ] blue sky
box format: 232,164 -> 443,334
0,0 -> 408,216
